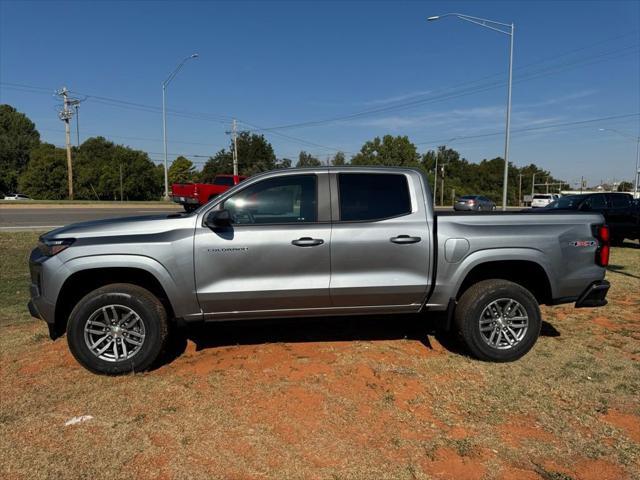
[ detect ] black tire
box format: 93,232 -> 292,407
67,283 -> 169,375
183,204 -> 197,213
454,279 -> 541,362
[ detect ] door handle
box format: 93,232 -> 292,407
390,235 -> 421,244
292,237 -> 324,247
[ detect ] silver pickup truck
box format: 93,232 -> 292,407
28,167 -> 610,374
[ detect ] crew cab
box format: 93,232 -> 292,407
28,167 -> 610,375
171,174 -> 246,211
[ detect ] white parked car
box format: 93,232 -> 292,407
3,193 -> 31,201
531,194 -> 555,208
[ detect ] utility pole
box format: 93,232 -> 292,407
57,87 -> 74,200
74,104 -> 80,147
225,119 -> 239,176
580,176 -> 584,193
120,163 -> 124,202
433,149 -> 438,205
531,173 -> 536,197
440,164 -> 445,207
232,119 -> 238,177
518,174 -> 523,207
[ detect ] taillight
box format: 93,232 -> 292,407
596,225 -> 610,267
194,185 -> 199,197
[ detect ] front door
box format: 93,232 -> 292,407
329,171 -> 431,309
194,171 -> 331,317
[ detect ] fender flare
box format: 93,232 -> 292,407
450,247 -> 557,300
58,254 -> 194,318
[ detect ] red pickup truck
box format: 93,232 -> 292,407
171,174 -> 246,212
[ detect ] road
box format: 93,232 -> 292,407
0,205 -> 181,231
0,204 -> 524,231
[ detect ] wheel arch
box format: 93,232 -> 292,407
456,258 -> 553,305
52,255 -> 192,337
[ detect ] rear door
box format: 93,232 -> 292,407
329,170 -> 431,308
194,171 -> 332,316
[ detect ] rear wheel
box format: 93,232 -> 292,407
455,279 -> 541,362
183,204 -> 197,213
66,283 -> 169,375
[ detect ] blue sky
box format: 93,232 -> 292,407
1,0 -> 639,187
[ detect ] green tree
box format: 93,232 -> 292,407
276,158 -> 292,169
331,151 -> 346,166
0,104 -> 41,193
296,151 -> 322,167
168,156 -> 196,184
200,150 -> 233,183
200,131 -> 276,179
74,137 -> 162,200
618,181 -> 633,192
351,135 -> 420,167
18,143 -> 67,199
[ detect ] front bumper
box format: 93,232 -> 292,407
28,248 -> 57,327
575,280 -> 610,308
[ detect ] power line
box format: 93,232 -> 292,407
247,44 -> 639,132
2,34 -> 637,135
415,112 -> 640,146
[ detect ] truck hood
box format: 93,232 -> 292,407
43,213 -> 197,240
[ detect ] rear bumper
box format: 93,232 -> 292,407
171,196 -> 199,205
575,280 -> 610,308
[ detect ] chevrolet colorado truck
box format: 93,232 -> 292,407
29,167 -> 610,375
171,174 -> 246,212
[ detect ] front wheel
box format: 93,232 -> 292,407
67,283 -> 169,375
454,279 -> 541,362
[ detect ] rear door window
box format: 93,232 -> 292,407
338,173 -> 411,222
609,194 -> 631,208
586,195 -> 607,209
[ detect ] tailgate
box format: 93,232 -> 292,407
171,184 -> 195,196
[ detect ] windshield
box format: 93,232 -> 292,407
544,195 -> 582,209
533,195 -> 552,199
459,195 -> 477,200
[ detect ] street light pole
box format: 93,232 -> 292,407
427,13 -> 514,211
599,128 -> 640,198
162,53 -> 199,201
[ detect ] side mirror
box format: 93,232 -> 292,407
205,209 -> 232,228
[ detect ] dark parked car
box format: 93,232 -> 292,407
454,195 -> 496,211
542,192 -> 639,244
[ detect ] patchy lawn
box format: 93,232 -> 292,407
1,232 -> 638,480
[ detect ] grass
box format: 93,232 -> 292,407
0,232 -> 638,479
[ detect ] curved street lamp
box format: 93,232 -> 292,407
427,13 -> 514,211
162,53 -> 199,201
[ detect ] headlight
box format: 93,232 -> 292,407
37,238 -> 75,256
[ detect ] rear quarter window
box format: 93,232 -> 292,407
338,173 -> 411,222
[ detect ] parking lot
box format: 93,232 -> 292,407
1,230 -> 638,480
